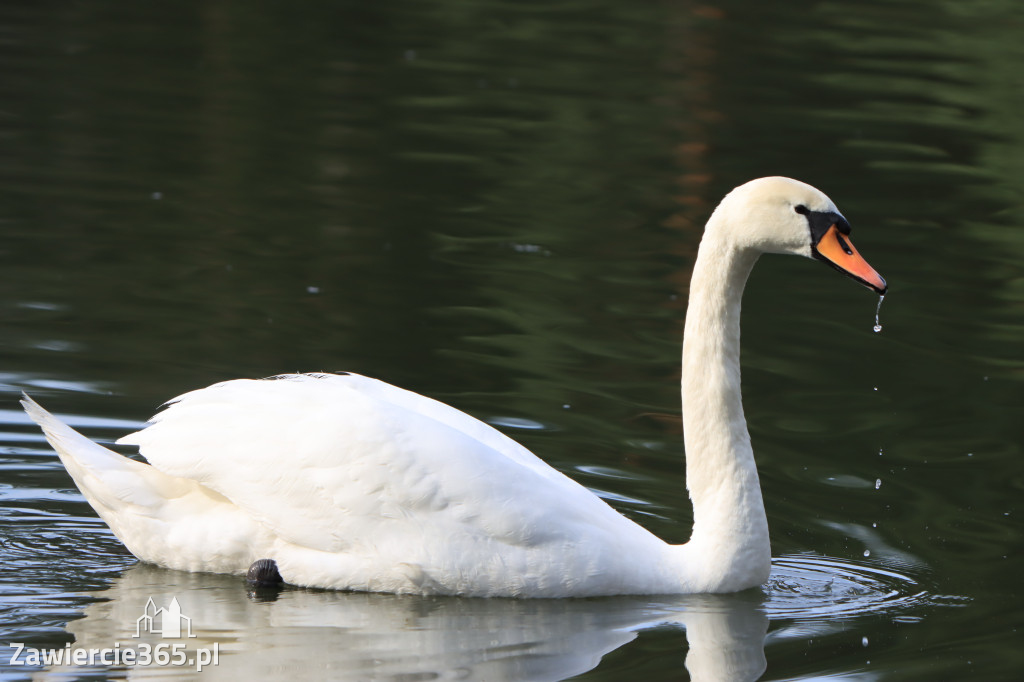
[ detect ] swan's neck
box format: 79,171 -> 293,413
677,229 -> 771,591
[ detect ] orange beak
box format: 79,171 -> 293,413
813,224 -> 887,294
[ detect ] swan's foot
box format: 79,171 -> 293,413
246,558 -> 283,587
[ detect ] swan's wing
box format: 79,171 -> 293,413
305,373 -> 566,483
115,373 -> 633,555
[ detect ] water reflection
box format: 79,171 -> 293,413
27,552 -> 953,681
40,565 -> 768,682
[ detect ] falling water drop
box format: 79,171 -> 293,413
873,294 -> 885,333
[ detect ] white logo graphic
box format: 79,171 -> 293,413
135,597 -> 196,639
9,595 -> 218,671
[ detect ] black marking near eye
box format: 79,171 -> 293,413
794,204 -> 810,215
801,209 -> 851,245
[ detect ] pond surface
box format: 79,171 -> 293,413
1,1 -> 1022,680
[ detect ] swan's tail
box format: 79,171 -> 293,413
21,394 -> 187,520
23,394 -> 267,574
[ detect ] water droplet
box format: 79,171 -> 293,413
306,286 -> 320,294
875,478 -> 881,490
862,636 -> 869,647
863,549 -> 871,557
873,294 -> 885,333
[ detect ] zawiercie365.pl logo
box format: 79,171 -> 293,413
9,596 -> 219,672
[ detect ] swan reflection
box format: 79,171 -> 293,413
42,564 -> 768,681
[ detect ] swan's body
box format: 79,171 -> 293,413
24,177 -> 886,598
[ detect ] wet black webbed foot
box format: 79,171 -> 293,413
246,558 -> 283,587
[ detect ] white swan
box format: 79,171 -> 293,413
23,177 -> 886,598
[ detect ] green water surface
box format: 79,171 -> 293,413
1,1 -> 1022,680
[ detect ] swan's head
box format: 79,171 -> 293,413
709,176 -> 887,294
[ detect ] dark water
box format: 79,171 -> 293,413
1,1 -> 1022,679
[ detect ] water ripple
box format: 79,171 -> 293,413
764,553 -> 966,621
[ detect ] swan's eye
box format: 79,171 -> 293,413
794,205 -> 810,215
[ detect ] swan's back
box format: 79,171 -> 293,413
114,373 -> 671,596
